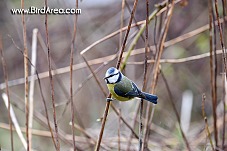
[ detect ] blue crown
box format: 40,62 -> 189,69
107,67 -> 116,75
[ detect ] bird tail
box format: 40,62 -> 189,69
139,92 -> 158,104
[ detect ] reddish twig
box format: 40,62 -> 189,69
213,0 -> 227,148
208,0 -> 217,149
139,0 -> 149,150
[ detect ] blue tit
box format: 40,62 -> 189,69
104,67 -> 158,104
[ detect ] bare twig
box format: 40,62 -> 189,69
201,94 -> 215,151
221,1 -> 227,149
0,36 -> 14,151
214,0 -> 227,73
80,21 -> 144,55
44,0 -> 60,150
21,0 -> 29,150
70,0 -> 79,150
222,72 -> 227,150
213,0 -> 227,148
208,0 -> 217,149
139,0 -> 149,150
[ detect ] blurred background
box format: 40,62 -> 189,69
0,0 -> 226,150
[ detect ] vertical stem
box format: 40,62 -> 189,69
140,0 -> 149,150
202,94 -> 215,151
214,0 -> 227,148
44,0 -> 60,150
222,73 -> 226,150
28,28 -> 38,150
221,0 -> 226,149
21,0 -> 29,150
94,100 -> 111,151
214,0 -> 227,71
116,0 -> 138,70
0,36 -> 14,151
208,1 -> 216,148
70,0 -> 79,150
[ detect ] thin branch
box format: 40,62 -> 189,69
70,0 -> 79,150
139,0 -> 149,150
44,0 -> 60,150
222,73 -> 227,150
0,36 -> 14,151
80,21 -> 144,55
221,1 -> 226,149
214,0 -> 227,73
21,0 -> 29,150
202,94 -> 215,151
208,0 -> 217,150
213,0 -> 227,147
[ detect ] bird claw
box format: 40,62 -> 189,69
106,98 -> 114,102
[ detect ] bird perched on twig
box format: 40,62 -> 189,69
104,67 -> 158,104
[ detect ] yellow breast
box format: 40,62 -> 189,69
107,83 -> 132,101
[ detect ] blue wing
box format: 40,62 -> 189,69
114,80 -> 158,104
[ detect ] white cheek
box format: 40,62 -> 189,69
108,75 -> 119,83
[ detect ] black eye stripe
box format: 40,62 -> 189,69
106,72 -> 118,78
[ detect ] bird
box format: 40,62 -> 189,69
104,67 -> 158,104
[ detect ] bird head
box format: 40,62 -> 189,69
104,67 -> 121,84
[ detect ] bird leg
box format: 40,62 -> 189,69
106,98 -> 114,102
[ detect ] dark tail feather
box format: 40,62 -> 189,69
140,92 -> 158,104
